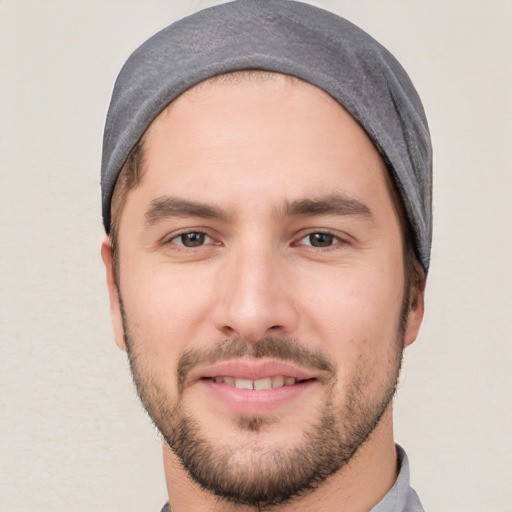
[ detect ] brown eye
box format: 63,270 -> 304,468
306,233 -> 336,247
175,232 -> 208,247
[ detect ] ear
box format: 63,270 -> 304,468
403,266 -> 426,347
101,236 -> 127,351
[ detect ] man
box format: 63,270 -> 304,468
100,1 -> 432,510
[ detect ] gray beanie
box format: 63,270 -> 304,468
101,0 -> 432,272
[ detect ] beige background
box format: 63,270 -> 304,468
1,1 -> 511,510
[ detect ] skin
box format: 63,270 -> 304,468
102,75 -> 425,511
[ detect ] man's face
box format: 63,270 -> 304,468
103,75 -> 424,507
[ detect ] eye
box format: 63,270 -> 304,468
299,232 -> 341,248
171,231 -> 213,248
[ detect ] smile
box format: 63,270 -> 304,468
194,360 -> 320,416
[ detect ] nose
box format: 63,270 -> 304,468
212,245 -> 298,343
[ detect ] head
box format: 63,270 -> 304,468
100,1 -> 431,509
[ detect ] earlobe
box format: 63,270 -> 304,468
101,237 -> 127,351
404,268 -> 426,347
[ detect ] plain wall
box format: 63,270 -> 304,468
1,1 -> 511,510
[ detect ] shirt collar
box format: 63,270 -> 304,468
370,444 -> 424,512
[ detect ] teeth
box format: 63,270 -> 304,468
235,378 -> 253,390
272,376 -> 284,388
212,376 -> 298,389
254,378 -> 272,390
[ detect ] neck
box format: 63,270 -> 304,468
162,407 -> 398,512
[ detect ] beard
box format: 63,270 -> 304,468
121,301 -> 406,510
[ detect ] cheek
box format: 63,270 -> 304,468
298,259 -> 405,359
300,267 -> 404,406
118,257 -> 218,366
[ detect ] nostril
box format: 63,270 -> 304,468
221,326 -> 236,336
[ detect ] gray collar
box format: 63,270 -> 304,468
370,445 -> 425,512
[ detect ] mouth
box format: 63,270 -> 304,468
193,359 -> 319,415
194,358 -> 317,386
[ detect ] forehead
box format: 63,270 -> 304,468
142,73 -> 386,186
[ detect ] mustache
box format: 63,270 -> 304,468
177,337 -> 336,395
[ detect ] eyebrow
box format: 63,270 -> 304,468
279,194 -> 372,219
144,193 -> 372,226
145,196 -> 230,225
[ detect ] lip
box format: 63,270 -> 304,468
192,359 -> 316,382
192,358 -> 319,416
199,379 -> 316,415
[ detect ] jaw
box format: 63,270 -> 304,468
160,404 -> 398,512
